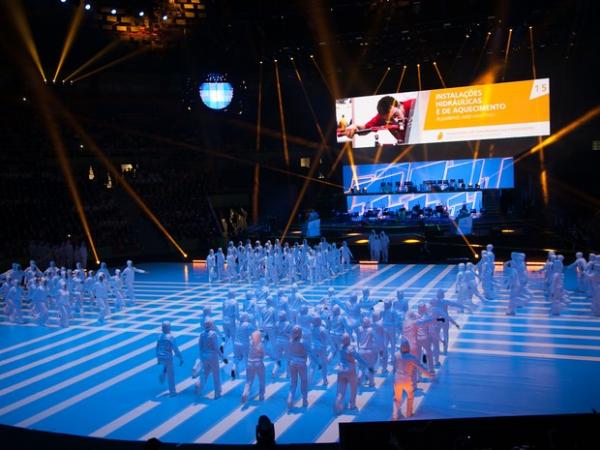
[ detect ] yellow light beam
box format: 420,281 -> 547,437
4,0 -> 47,80
432,61 -> 447,88
528,26 -> 537,79
514,106 -> 600,164
280,135 -> 330,243
373,143 -> 384,165
327,141 -> 349,178
502,28 -> 513,81
395,65 -> 407,93
448,216 -> 478,258
472,31 -> 492,79
229,117 -> 325,151
528,26 -> 547,204
81,117 -> 342,189
273,60 -> 290,167
35,91 -> 100,264
252,62 -> 263,225
291,58 -> 327,144
345,143 -> 360,191
71,47 -> 148,83
373,66 -> 391,95
280,57 -> 341,241
56,104 -> 188,258
63,40 -> 120,82
416,64 -> 422,90
309,54 -> 334,98
307,1 -> 341,98
53,2 -> 84,82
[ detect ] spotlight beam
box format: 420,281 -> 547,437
528,26 -> 547,204
229,117 -> 326,151
280,136 -> 331,242
472,31 -> 492,80
373,67 -> 391,95
81,118 -> 342,189
252,62 -> 263,225
432,62 -> 447,88
502,28 -> 513,81
307,0 -> 341,98
448,217 -> 478,258
63,40 -> 120,82
528,27 -> 537,79
395,65 -> 407,93
32,87 -> 100,264
54,103 -> 189,258
273,60 -> 290,167
327,141 -> 349,178
53,2 -> 84,82
71,47 -> 148,83
3,0 -> 47,80
514,106 -> 600,164
309,55 -> 334,98
290,59 -> 327,145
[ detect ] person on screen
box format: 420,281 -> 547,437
344,96 -> 414,142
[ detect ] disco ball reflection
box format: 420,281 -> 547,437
199,74 -> 234,110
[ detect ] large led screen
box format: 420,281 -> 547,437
343,157 -> 514,192
336,78 -> 549,148
347,192 -> 482,216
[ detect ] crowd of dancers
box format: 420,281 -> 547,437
2,242 -> 600,420
205,238 -> 354,284
1,259 -> 147,326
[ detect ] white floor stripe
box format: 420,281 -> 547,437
194,381 -> 287,443
460,328 -> 600,341
473,311 -> 600,322
90,401 -> 161,438
0,327 -> 74,355
407,265 -> 455,304
452,347 -> 600,362
0,329 -> 99,366
464,320 -> 600,332
14,335 -> 199,427
143,404 -> 207,441
315,377 -> 386,443
0,331 -> 151,400
0,330 -> 126,381
140,379 -> 243,440
457,337 -> 600,351
270,375 -> 337,443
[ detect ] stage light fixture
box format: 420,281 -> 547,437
138,11 -> 144,17
60,0 -> 67,3
162,15 -> 168,21
110,8 -> 116,14
85,4 -> 91,10
199,73 -> 234,110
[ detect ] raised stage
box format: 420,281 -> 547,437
0,263 -> 599,445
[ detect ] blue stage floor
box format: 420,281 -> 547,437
1,263 -> 599,444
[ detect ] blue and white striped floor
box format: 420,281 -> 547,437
1,263 -> 599,444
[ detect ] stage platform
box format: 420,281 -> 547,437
0,263 -> 599,445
